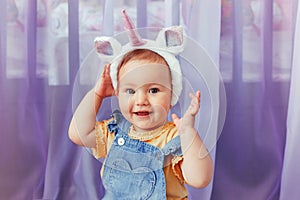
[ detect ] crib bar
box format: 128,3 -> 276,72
262,0 -> 273,85
0,0 -> 7,81
102,0 -> 114,36
68,0 -> 80,85
231,0 -> 243,84
165,0 -> 180,26
26,0 -> 37,81
137,0 -> 148,28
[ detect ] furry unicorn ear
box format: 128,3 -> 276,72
156,26 -> 185,55
94,36 -> 122,62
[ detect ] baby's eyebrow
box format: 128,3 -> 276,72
119,83 -> 136,88
149,82 -> 171,87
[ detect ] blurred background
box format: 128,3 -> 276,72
0,0 -> 299,199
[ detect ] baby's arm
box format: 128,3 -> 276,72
68,64 -> 114,148
172,91 -> 213,188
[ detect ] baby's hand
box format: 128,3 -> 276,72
94,64 -> 115,98
172,91 -> 201,132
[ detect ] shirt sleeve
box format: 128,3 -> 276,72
171,156 -> 185,184
91,120 -> 110,159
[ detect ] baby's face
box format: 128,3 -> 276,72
117,60 -> 172,132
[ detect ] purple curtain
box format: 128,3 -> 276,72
212,0 -> 294,199
280,0 -> 300,199
0,0 -> 298,199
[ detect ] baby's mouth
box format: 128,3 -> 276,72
133,111 -> 151,116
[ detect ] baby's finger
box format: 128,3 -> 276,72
172,113 -> 179,121
187,92 -> 201,115
189,92 -> 200,105
192,91 -> 200,102
171,113 -> 181,126
101,65 -> 107,77
196,90 -> 201,100
105,64 -> 111,75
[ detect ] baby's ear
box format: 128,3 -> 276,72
94,36 -> 122,62
156,26 -> 185,55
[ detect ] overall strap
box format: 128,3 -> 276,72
110,110 -> 131,135
162,135 -> 182,157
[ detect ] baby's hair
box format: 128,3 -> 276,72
118,49 -> 168,70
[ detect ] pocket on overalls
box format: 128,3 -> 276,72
107,158 -> 156,199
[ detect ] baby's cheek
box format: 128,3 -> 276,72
152,103 -> 169,117
118,96 -> 132,110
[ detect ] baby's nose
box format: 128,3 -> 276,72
135,91 -> 149,105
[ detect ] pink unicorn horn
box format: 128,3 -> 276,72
122,9 -> 146,46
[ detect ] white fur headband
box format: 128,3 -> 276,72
94,10 -> 185,106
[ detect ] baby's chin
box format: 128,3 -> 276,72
132,120 -> 168,133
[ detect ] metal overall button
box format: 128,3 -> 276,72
117,137 -> 125,146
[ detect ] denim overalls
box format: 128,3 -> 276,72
101,110 -> 182,200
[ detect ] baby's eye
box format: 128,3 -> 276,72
149,88 -> 159,94
126,89 -> 135,94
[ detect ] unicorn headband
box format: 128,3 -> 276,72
94,10 -> 185,106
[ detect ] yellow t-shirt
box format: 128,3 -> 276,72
92,119 -> 188,200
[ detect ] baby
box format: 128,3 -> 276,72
69,10 -> 213,200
